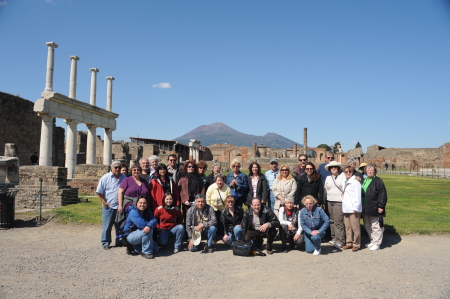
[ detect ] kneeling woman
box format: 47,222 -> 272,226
154,193 -> 184,254
221,195 -> 244,244
278,196 -> 301,253
300,195 -> 330,255
125,197 -> 159,259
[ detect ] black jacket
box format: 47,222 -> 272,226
362,176 -> 387,217
241,205 -> 280,236
220,206 -> 244,233
294,173 -> 324,207
205,173 -> 216,192
246,174 -> 269,205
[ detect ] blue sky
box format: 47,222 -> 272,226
1,0 -> 449,152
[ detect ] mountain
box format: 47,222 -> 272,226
174,122 -> 302,148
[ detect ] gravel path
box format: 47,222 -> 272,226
0,222 -> 449,299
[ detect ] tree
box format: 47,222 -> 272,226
355,141 -> 362,148
333,142 -> 341,154
317,144 -> 332,152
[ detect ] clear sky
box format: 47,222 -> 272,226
1,0 -> 449,152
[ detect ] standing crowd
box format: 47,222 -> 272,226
96,152 -> 387,259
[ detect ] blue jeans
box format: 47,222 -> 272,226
157,224 -> 184,250
190,226 -> 217,252
269,192 -> 275,211
101,206 -> 118,247
127,229 -> 159,255
304,232 -> 325,253
224,226 -> 243,244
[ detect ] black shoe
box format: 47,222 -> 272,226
141,253 -> 154,259
266,245 -> 273,254
203,246 -> 215,253
103,245 -> 112,250
126,244 -> 136,256
282,247 -> 288,253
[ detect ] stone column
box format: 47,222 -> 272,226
44,42 -> 58,92
38,113 -> 54,166
189,147 -> 193,161
103,128 -> 113,166
69,56 -> 79,99
64,119 -> 78,179
89,68 -> 99,105
86,124 -> 97,164
303,128 -> 308,155
293,144 -> 298,157
106,77 -> 115,111
195,148 -> 199,162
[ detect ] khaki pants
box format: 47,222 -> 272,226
327,201 -> 345,246
343,212 -> 361,248
363,215 -> 384,246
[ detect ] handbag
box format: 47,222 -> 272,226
231,240 -> 266,257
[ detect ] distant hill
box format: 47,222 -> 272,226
174,122 -> 302,148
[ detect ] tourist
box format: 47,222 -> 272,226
124,197 -> 159,259
150,163 -> 180,211
318,151 -> 335,186
154,193 -> 184,254
299,195 -> 330,255
359,163 -> 368,178
362,165 -> 388,251
167,154 -> 180,183
96,160 -> 127,250
294,162 -> 323,208
118,163 -> 149,215
272,165 -> 297,216
278,196 -> 301,253
265,158 -> 279,211
226,160 -> 249,207
197,160 -> 208,185
324,161 -> 346,249
120,164 -> 129,176
221,195 -> 244,244
139,158 -> 150,182
148,155 -> 160,181
293,154 -> 308,182
384,162 -> 389,171
246,162 -> 269,207
341,166 -> 362,252
347,158 -> 364,180
178,160 -> 205,220
186,194 -> 218,253
30,152 -> 39,165
205,162 -> 221,191
242,197 -> 280,254
206,173 -> 232,237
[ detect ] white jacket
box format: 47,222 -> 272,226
341,176 -> 362,213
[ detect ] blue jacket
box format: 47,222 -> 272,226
300,206 -> 330,235
124,206 -> 157,231
226,172 -> 249,198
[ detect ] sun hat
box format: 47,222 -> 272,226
358,163 -> 368,170
192,230 -> 202,246
325,161 -> 343,171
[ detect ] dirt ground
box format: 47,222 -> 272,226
0,222 -> 449,299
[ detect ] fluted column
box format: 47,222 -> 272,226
64,119 -> 78,178
69,56 -> 79,99
86,124 -> 97,164
89,68 -> 99,105
38,113 -> 54,166
44,42 -> 58,91
103,128 -> 113,166
106,76 -> 115,111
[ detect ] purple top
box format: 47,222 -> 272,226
119,176 -> 149,199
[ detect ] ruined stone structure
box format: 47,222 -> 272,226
67,164 -> 110,195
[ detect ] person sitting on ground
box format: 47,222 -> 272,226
278,196 -> 301,253
341,166 -> 362,252
206,173 -> 232,238
186,194 -> 218,253
205,162 -> 221,191
221,195 -> 244,245
299,195 -> 330,256
246,162 -> 269,207
154,193 -> 184,254
241,197 -> 280,254
124,197 -> 159,259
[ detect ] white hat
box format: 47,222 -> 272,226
192,230 -> 202,246
325,161 -> 343,171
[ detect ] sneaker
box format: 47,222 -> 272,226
208,247 -> 215,253
173,248 -> 179,254
265,245 -> 273,255
203,246 -> 215,253
313,248 -> 321,255
334,243 -> 342,249
370,245 -> 380,251
103,245 -> 112,250
329,240 -> 336,245
365,242 -> 373,248
141,253 -> 154,259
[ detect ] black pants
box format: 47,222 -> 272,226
280,224 -> 304,249
214,210 -> 224,237
243,227 -> 277,250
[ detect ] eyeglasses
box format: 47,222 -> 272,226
169,159 -> 176,162
233,165 -> 240,168
113,166 -> 121,169
344,171 -> 352,174
198,167 -> 204,169
299,159 -> 307,162
305,203 -> 313,206
187,166 -> 194,168
327,157 -> 334,160
305,168 -> 313,170
281,169 -> 289,172
132,169 -> 140,172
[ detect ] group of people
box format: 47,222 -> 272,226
96,152 -> 387,259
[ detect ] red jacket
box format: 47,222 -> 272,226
150,177 -> 181,211
154,206 -> 183,230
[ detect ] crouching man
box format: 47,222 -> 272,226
186,194 -> 218,253
242,197 -> 280,254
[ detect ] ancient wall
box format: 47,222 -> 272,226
67,164 -> 110,195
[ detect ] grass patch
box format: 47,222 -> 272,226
54,200 -> 102,224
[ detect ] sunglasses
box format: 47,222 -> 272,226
169,159 -> 176,162
344,171 -> 352,174
187,166 -> 194,168
113,166 -> 121,169
305,168 -> 313,170
198,167 -> 204,169
299,159 -> 307,162
281,169 -> 289,172
330,166 -> 340,169
327,157 -> 334,160
233,165 -> 240,168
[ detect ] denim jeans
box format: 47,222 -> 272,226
268,192 -> 275,211
127,229 -> 159,255
224,225 -> 243,244
101,206 -> 118,247
157,224 -> 184,249
190,226 -> 217,252
304,232 -> 325,253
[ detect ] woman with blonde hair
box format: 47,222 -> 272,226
272,165 -> 297,216
299,195 -> 330,255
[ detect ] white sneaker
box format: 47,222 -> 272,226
334,243 -> 342,249
329,240 -> 336,245
313,248 -> 321,255
365,242 -> 373,248
370,245 -> 380,251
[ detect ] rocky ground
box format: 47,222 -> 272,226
0,222 -> 449,299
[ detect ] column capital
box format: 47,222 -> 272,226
106,76 -> 115,81
46,41 -> 58,49
90,68 -> 99,72
37,112 -> 54,119
69,55 -> 80,61
64,119 -> 79,125
86,123 -> 97,128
